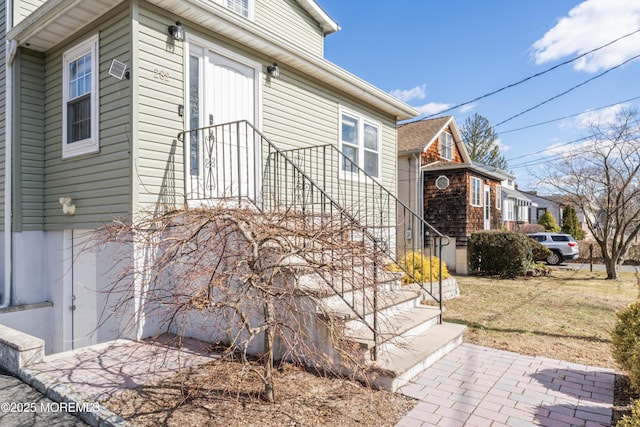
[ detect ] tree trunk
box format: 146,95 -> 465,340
604,256 -> 620,280
263,296 -> 276,403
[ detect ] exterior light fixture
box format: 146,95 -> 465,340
168,21 -> 184,41
267,62 -> 279,78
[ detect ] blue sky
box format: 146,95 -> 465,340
319,0 -> 640,190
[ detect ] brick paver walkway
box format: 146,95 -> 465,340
396,343 -> 615,427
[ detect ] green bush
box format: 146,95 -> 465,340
612,301 -> 640,392
538,210 -> 561,232
616,398 -> 640,426
529,237 -> 552,262
468,231 -> 532,277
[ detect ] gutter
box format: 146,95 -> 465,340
2,11 -> 15,308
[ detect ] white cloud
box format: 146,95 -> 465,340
414,102 -> 452,116
575,103 -> 627,127
390,84 -> 427,102
496,138 -> 511,153
458,103 -> 476,113
558,103 -> 628,129
531,0 -> 640,72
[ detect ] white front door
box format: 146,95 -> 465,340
484,186 -> 491,230
187,43 -> 259,200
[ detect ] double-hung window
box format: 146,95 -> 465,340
62,35 -> 99,158
340,110 -> 380,179
440,132 -> 453,161
471,177 -> 481,207
496,185 -> 502,210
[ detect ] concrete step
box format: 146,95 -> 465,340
319,288 -> 421,321
367,322 -> 466,392
344,305 -> 442,349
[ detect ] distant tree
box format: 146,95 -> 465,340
561,205 -> 586,240
538,210 -> 560,232
461,113 -> 508,170
542,108 -> 640,280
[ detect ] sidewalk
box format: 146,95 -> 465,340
396,343 -> 615,427
20,336 -> 219,426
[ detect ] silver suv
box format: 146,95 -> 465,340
528,233 -> 580,265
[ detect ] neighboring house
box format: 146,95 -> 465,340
0,0 -> 465,390
476,164 -> 531,231
397,116 -> 505,273
523,191 -> 564,227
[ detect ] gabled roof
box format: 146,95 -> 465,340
397,116 -> 471,163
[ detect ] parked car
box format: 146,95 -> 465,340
528,233 -> 580,265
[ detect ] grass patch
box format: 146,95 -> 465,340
445,268 -> 640,368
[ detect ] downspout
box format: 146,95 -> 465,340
2,11 -> 15,308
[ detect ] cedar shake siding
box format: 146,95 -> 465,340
423,170 -> 502,248
420,130 -> 464,165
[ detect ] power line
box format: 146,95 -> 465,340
419,28 -> 640,120
493,53 -> 640,128
499,95 -> 640,134
506,136 -> 591,162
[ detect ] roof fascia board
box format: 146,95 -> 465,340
295,0 -> 339,35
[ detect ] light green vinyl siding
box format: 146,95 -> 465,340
135,6 -> 184,210
0,0 -> 5,231
15,49 -> 45,231
43,7 -> 131,230
263,66 -> 397,192
255,0 -> 324,56
15,0 -> 46,25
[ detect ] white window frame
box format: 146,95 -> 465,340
496,185 -> 502,210
213,0 -> 254,19
506,199 -> 515,221
471,177 -> 481,207
440,132 -> 453,161
62,35 -> 99,159
339,107 -> 381,180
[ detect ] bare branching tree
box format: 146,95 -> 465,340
92,204 -> 392,402
542,108 -> 640,280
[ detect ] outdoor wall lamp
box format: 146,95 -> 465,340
168,21 -> 184,41
267,62 -> 280,78
59,197 -> 76,216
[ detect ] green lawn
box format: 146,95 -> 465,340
444,268 -> 640,368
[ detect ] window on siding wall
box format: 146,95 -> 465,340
62,35 -> 99,158
471,177 -> 481,206
496,185 -> 502,209
440,132 -> 453,161
506,199 -> 514,221
340,110 -> 380,179
214,0 -> 253,18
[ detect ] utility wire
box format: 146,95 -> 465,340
493,53 -> 640,128
500,95 -> 640,134
419,28 -> 640,119
506,136 -> 591,162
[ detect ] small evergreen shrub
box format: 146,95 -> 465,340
612,301 -> 640,391
538,210 -> 561,232
393,251 -> 449,284
469,231 -> 532,277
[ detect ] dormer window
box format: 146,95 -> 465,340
215,0 -> 253,19
440,132 -> 453,161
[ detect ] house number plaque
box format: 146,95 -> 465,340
153,69 -> 170,82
